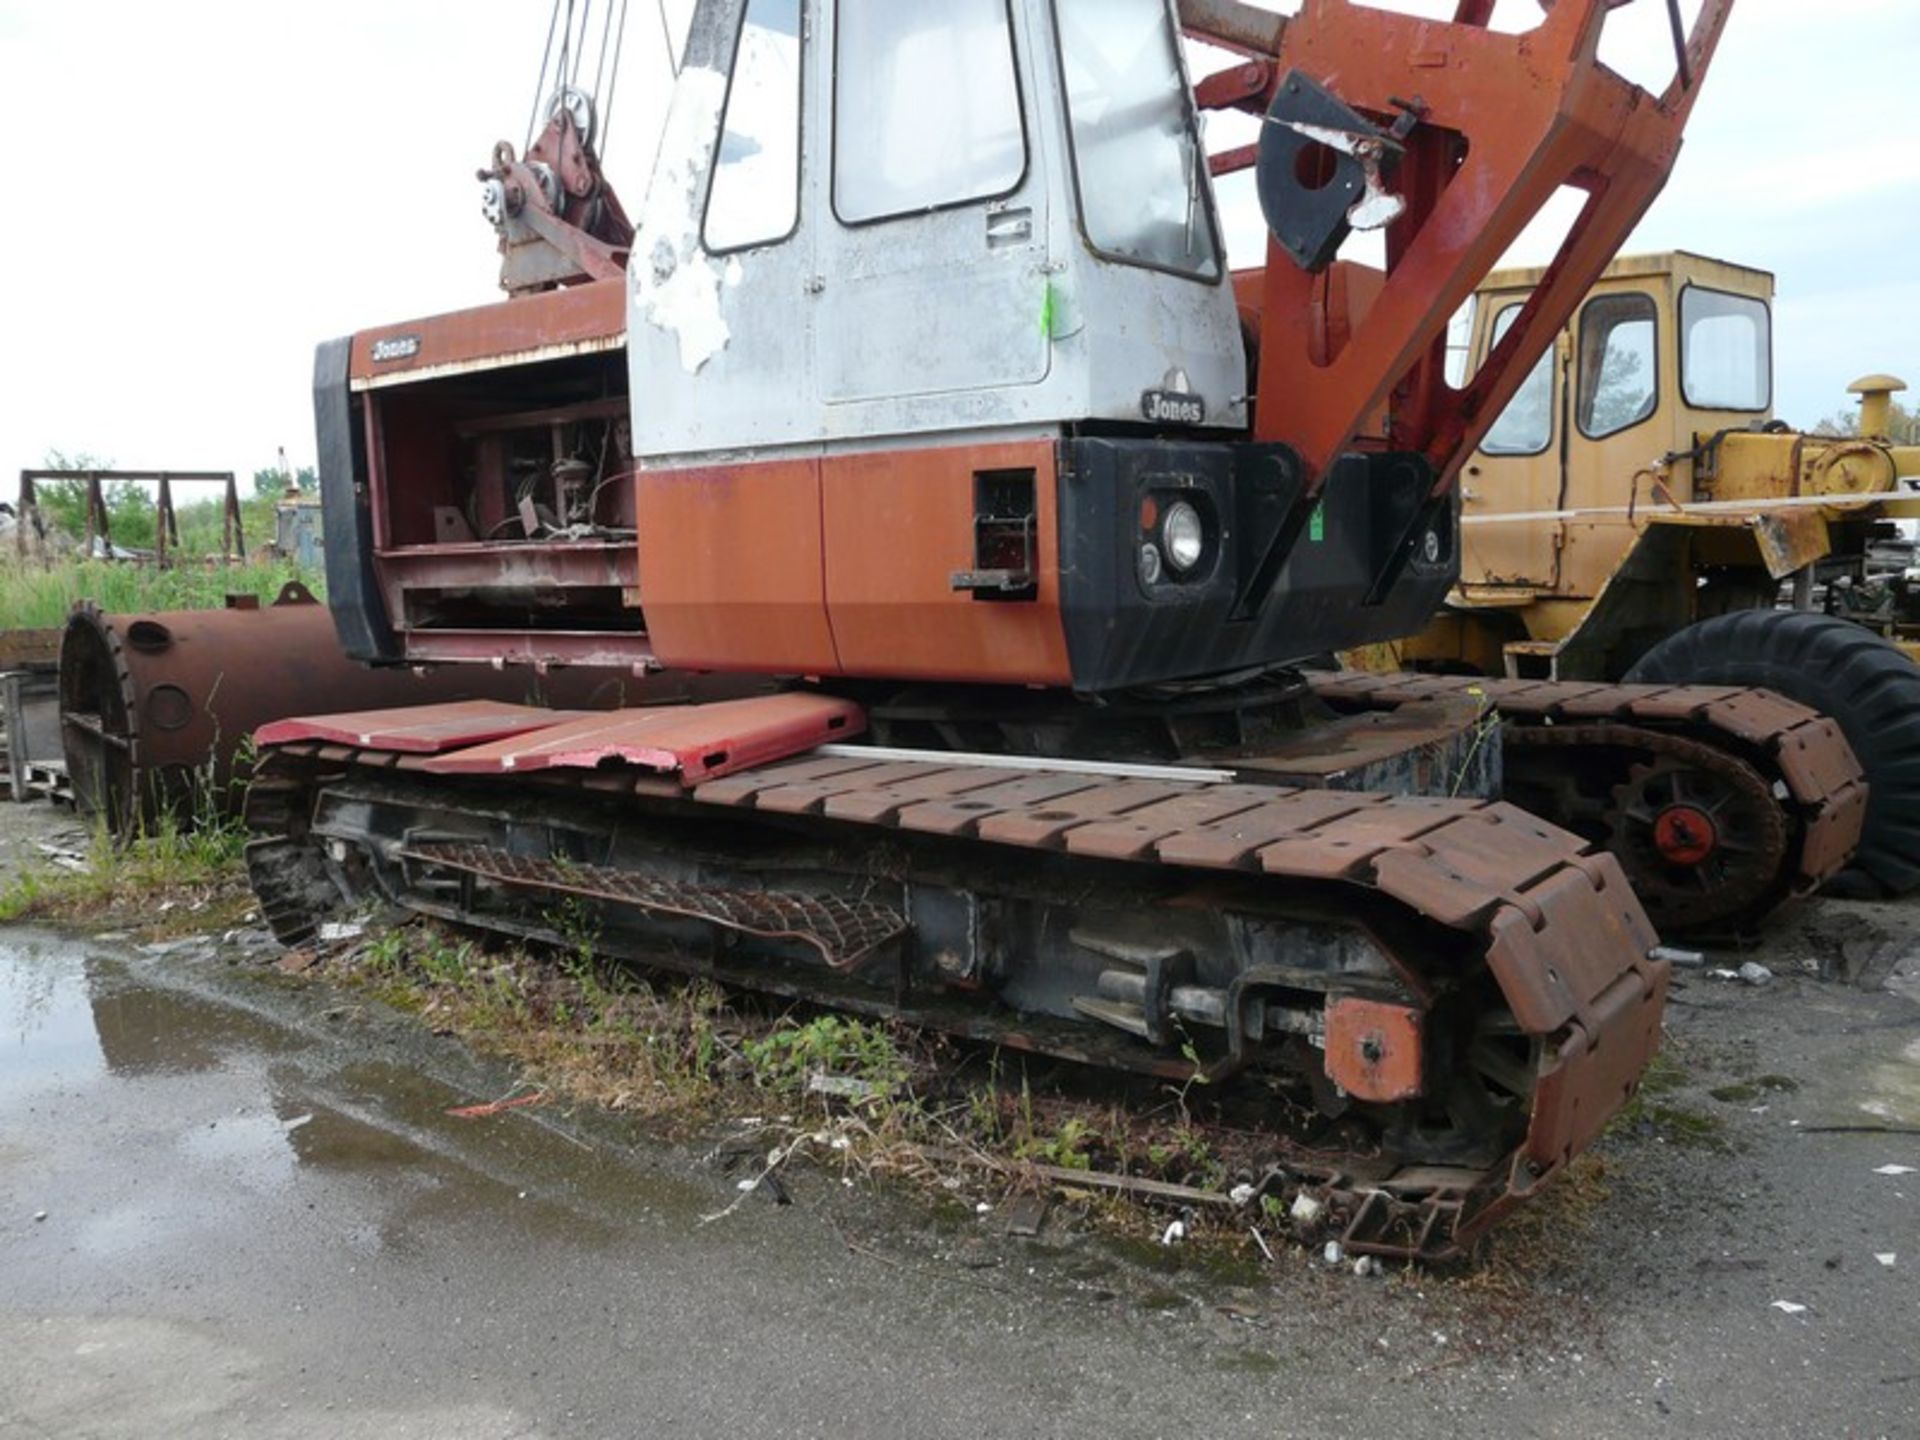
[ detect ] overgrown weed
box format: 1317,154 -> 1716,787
0,555 -> 323,631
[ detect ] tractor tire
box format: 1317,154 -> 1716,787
1625,610 -> 1920,897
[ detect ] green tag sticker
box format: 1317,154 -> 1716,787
1308,502 -> 1325,543
1039,281 -> 1056,339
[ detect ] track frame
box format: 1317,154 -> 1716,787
245,732 -> 1666,1262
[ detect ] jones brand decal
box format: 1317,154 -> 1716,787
370,335 -> 422,363
1140,389 -> 1206,425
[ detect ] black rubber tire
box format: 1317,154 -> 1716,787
1625,610 -> 1920,897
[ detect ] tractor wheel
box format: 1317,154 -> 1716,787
1625,610 -> 1920,897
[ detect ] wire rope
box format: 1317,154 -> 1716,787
524,0 -> 562,151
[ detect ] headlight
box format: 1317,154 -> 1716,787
1162,500 -> 1205,573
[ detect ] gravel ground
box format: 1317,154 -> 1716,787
0,795 -> 87,883
0,794 -> 1915,1437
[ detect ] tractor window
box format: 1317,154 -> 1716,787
1681,286 -> 1771,411
1443,297 -> 1476,390
833,0 -> 1026,224
1052,0 -> 1222,280
703,0 -> 803,253
1577,293 -> 1658,439
1481,304 -> 1554,456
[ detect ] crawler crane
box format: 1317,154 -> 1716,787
247,0 -> 1798,1257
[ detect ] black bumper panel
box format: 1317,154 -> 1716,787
1056,437 -> 1455,693
314,337 -> 397,663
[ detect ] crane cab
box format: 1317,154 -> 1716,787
628,0 -> 1456,690
631,0 -> 1244,452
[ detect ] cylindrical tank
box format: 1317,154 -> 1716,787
59,582 -> 743,838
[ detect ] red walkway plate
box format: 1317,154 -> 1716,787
420,693 -> 866,783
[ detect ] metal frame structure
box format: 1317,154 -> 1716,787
13,470 -> 245,565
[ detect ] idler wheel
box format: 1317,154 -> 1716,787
1605,742 -> 1785,932
1629,610 -> 1920,897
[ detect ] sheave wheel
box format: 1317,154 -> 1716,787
1625,610 -> 1920,897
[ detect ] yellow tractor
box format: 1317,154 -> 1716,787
1380,250 -> 1920,896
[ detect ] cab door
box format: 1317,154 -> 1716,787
1457,299 -> 1569,591
810,0 -> 1051,409
1557,289 -> 1663,599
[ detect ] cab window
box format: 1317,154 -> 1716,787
833,0 -> 1026,224
703,0 -> 804,253
1681,286 -> 1771,411
1052,0 -> 1221,280
1480,304 -> 1554,456
1578,293 -> 1657,439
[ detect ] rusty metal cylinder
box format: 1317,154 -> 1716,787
58,584 -> 719,838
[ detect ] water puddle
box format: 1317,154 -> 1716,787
0,927 -> 705,1257
0,933 -> 106,1105
1857,1033 -> 1920,1129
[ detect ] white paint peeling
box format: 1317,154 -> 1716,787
630,66 -> 732,375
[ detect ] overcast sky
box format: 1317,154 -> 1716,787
0,0 -> 1913,500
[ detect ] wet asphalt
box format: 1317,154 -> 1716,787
2,906 -> 1918,1438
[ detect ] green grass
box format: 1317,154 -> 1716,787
307,919 -> 1273,1217
1598,1043 -> 1733,1151
0,557 -> 325,631
740,1014 -> 912,1098
0,812 -> 251,925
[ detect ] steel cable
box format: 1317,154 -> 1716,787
592,0 -> 617,130
602,0 -> 631,157
555,0 -> 576,122
571,0 -> 592,90
655,0 -> 679,79
524,0 -> 562,152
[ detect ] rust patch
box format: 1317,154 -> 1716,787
1324,997 -> 1424,1103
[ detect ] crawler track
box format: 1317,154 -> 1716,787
245,731 -> 1668,1262
1310,673 -> 1867,938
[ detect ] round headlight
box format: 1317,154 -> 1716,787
1162,500 -> 1205,573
